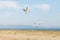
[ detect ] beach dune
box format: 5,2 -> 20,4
0,30 -> 60,40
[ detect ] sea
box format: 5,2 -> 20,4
0,25 -> 60,31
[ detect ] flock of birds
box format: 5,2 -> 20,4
23,6 -> 42,26
21,0 -> 42,26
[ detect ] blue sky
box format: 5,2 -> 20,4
0,0 -> 60,27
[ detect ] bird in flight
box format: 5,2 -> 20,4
23,6 -> 30,13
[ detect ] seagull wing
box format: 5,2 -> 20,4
23,9 -> 26,11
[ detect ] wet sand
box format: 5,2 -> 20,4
0,30 -> 60,40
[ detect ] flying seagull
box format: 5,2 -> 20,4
23,6 -> 30,13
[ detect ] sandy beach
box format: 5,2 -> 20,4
0,30 -> 60,40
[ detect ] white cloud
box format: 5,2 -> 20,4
40,4 -> 50,11
0,13 -> 12,17
33,4 -> 50,11
0,1 -> 19,9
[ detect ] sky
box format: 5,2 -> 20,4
0,0 -> 60,27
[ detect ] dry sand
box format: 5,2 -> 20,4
0,30 -> 60,40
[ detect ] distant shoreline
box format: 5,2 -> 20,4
0,29 -> 60,31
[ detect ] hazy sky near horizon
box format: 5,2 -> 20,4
0,0 -> 60,26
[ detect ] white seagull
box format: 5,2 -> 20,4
23,6 -> 30,13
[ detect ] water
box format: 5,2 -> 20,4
0,25 -> 60,30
